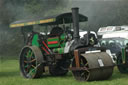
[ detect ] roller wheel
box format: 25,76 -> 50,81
72,56 -> 90,81
117,52 -> 128,73
49,60 -> 70,76
20,46 -> 44,78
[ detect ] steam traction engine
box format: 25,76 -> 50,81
10,8 -> 114,81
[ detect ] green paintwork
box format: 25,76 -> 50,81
60,34 -> 66,40
25,64 -> 29,68
48,37 -> 59,48
32,34 -> 39,47
60,34 -> 66,47
47,37 -> 59,42
25,50 -> 31,58
48,44 -> 59,48
117,48 -> 128,73
29,68 -> 36,76
53,48 -> 64,54
10,18 -> 56,28
60,43 -> 66,47
47,34 -> 66,54
122,48 -> 125,63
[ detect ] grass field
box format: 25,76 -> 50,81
0,60 -> 128,85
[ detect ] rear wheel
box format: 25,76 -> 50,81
20,46 -> 44,78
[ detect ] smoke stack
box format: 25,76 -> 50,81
72,7 -> 80,42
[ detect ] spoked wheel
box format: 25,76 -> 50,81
72,56 -> 90,81
49,60 -> 70,76
20,46 -> 44,78
117,52 -> 128,73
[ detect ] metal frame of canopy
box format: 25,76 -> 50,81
10,12 -> 88,28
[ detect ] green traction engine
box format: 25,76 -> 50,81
10,8 -> 114,81
117,45 -> 128,73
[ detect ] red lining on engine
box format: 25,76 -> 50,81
48,41 -> 58,44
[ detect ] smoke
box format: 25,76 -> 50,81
1,0 -> 128,58
0,0 -> 67,58
67,0 -> 128,31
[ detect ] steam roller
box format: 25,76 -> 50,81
71,48 -> 114,81
10,7 -> 114,81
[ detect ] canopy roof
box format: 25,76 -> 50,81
10,12 -> 88,28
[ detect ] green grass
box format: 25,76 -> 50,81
0,60 -> 128,85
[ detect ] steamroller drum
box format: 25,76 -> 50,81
49,60 -> 70,76
117,52 -> 128,73
72,52 -> 114,81
20,46 -> 44,78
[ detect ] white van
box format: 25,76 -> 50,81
102,30 -> 128,39
97,26 -> 120,36
97,25 -> 128,37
